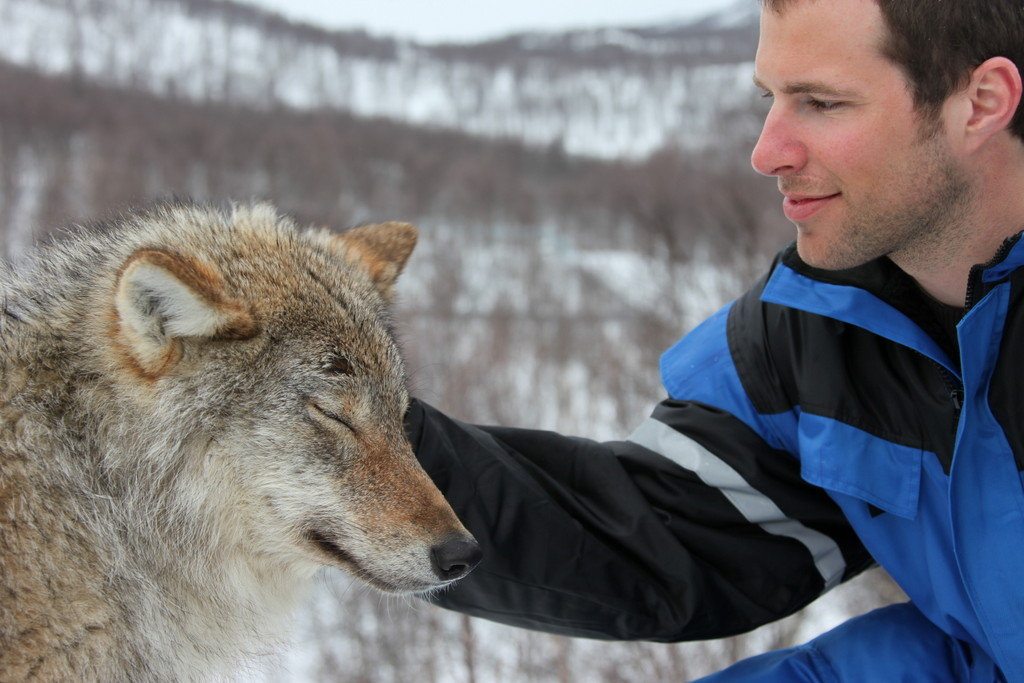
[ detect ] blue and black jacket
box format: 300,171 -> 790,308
407,236 -> 1024,679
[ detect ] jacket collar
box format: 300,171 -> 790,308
759,231 -> 1024,377
771,231 -> 1024,300
974,232 -> 1024,288
762,253 -> 960,375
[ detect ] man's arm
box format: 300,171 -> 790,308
408,266 -> 874,641
408,396 -> 872,641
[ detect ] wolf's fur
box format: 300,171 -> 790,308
0,204 -> 474,680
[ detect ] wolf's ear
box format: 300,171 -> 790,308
330,222 -> 418,301
113,249 -> 257,377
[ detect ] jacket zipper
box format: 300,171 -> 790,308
944,235 -> 1019,414
938,364 -> 963,413
963,262 -> 986,313
965,235 -> 1020,309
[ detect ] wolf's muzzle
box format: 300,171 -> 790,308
430,535 -> 483,581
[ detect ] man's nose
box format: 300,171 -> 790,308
750,106 -> 807,177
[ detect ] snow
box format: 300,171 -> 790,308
565,28 -> 692,56
694,0 -> 761,30
0,0 -> 762,159
4,144 -> 46,262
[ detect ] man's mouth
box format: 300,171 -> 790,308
782,193 -> 841,222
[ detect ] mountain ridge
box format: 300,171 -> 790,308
0,0 -> 762,159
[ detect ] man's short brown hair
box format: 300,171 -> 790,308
761,0 -> 1024,142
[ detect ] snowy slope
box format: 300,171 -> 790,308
0,0 -> 762,158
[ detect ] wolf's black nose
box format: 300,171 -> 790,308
430,536 -> 483,581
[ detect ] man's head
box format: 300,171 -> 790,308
761,0 -> 1024,142
752,0 -> 1024,272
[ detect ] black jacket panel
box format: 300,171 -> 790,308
408,396 -> 874,641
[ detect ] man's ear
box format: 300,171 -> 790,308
113,248 -> 257,378
330,222 -> 418,301
958,56 -> 1023,152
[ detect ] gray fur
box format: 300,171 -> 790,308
0,203 -> 472,680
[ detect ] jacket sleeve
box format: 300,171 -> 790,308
408,279 -> 874,642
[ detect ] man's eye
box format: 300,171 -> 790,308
807,98 -> 844,112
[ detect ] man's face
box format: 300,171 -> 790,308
751,0 -> 971,271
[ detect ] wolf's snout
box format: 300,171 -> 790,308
430,535 -> 483,581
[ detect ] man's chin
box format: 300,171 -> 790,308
794,235 -> 875,272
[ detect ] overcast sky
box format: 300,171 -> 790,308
241,0 -> 746,43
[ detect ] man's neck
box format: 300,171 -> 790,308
896,231 -> 1016,307
895,150 -> 1024,307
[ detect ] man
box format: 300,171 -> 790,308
406,1 -> 1024,680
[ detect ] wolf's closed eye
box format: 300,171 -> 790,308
308,402 -> 357,434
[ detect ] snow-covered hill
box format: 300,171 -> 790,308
0,0 -> 763,158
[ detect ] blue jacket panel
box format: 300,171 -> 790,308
662,237 -> 1024,679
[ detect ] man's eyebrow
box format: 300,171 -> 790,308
752,75 -> 857,98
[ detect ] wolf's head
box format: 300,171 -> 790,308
100,204 -> 479,594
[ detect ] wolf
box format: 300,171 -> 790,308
0,203 -> 481,680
